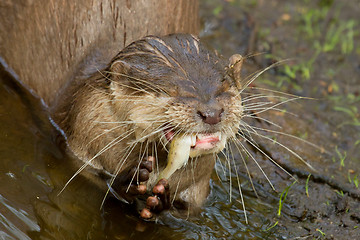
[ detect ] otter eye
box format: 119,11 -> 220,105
221,74 -> 233,83
215,79 -> 231,97
221,75 -> 230,83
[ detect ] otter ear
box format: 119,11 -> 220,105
228,54 -> 243,89
109,60 -> 132,81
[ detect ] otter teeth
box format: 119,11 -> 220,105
196,132 -> 222,141
190,135 -> 196,147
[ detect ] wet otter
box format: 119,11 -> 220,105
52,33 -> 244,218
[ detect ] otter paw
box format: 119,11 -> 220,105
140,178 -> 170,219
109,156 -> 154,203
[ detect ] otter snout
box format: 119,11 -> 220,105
197,108 -> 224,125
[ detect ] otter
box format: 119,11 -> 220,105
52,33 -> 244,218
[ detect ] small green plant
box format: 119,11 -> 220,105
353,175 -> 359,188
332,146 -> 346,167
265,221 -> 278,231
316,228 -> 326,237
335,190 -> 344,197
278,181 -> 296,217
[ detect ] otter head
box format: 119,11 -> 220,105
107,34 -> 244,165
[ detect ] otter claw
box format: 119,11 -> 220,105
140,208 -> 153,219
140,178 -> 170,219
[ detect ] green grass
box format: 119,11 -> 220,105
278,181 -> 296,217
265,221 -> 278,231
332,146 -> 346,167
316,228 -> 326,237
335,190 -> 344,197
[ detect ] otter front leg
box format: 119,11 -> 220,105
109,157 -> 154,204
140,170 -> 212,219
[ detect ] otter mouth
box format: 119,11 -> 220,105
159,129 -> 226,179
190,133 -> 222,150
164,129 -> 223,152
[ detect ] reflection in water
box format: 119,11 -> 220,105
0,194 -> 39,240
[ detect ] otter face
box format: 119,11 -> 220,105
108,34 -> 244,174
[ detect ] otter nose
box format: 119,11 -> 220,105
197,109 -> 223,125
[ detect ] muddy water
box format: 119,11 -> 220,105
1,0 -> 360,239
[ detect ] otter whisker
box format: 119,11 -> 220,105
110,80 -> 158,96
241,101 -> 276,108
84,82 -> 112,97
94,117 -> 168,125
99,67 -> 168,96
130,124 -> 173,144
215,155 -> 228,180
86,125 -> 127,146
126,141 -> 149,192
171,167 -> 186,205
100,70 -> 160,97
106,71 -> 170,96
238,132 -> 298,181
228,142 -> 248,224
141,121 -> 177,142
243,115 -> 283,129
241,95 -> 296,109
231,135 -> 275,190
238,60 -> 290,96
59,129 -> 135,195
220,148 -> 233,200
244,96 -> 302,115
243,108 -> 298,118
101,141 -> 140,208
189,156 -> 198,219
250,126 -> 326,152
241,93 -> 285,103
232,141 -> 259,198
111,98 -> 171,107
242,51 -> 267,60
212,153 -> 221,180
158,120 -> 189,147
238,120 -> 259,146
248,86 -> 315,100
152,141 -> 159,175
239,124 -> 315,171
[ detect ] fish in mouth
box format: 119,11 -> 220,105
160,131 -> 227,180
